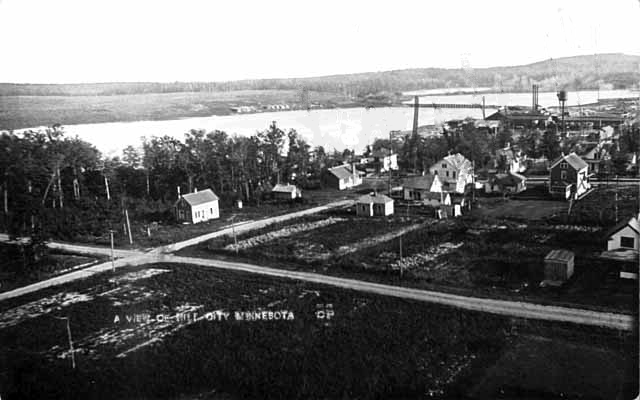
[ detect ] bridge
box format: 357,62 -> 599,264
404,102 -> 501,110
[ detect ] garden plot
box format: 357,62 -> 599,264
208,213 -> 431,265
0,292 -> 93,329
224,217 -> 345,251
288,222 -> 429,262
0,268 -> 171,330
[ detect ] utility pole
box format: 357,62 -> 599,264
109,230 -> 115,273
615,176 -> 619,223
53,316 -> 75,369
471,160 -> 476,207
65,317 -> 75,369
230,215 -> 238,255
388,130 -> 392,195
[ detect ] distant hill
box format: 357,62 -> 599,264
1,53 -> 638,97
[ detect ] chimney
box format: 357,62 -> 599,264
412,96 -> 419,137
177,186 -> 181,198
194,187 -> 198,193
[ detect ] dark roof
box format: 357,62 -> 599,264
403,174 -> 439,190
371,149 -> 393,158
606,216 -> 640,238
491,172 -> 526,186
544,249 -> 575,262
357,193 -> 393,204
486,109 -> 549,121
180,189 -> 219,206
549,152 -> 588,170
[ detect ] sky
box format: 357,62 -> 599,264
1,0 -> 639,84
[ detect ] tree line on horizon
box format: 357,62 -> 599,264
1,54 -> 638,97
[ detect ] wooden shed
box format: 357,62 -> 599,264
544,249 -> 575,283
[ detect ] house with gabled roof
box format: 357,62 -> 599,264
175,188 -> 220,224
321,164 -> 363,190
370,148 -> 399,173
484,172 -> 526,195
606,216 -> 640,252
271,183 -> 302,200
428,153 -> 473,194
356,193 -> 394,216
576,142 -> 610,175
401,174 -> 443,202
548,152 -> 590,200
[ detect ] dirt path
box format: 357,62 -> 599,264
163,255 -> 635,331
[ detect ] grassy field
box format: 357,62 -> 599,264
473,198 -> 567,220
0,263 -> 634,399
0,90 -> 357,130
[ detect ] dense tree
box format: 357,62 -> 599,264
540,130 -> 561,160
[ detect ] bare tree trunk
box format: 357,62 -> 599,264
3,182 -> 7,214
104,175 -> 111,201
125,209 -> 133,245
42,171 -> 57,206
57,167 -> 63,208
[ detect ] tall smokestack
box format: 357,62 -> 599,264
412,95 -> 419,171
412,95 -> 419,135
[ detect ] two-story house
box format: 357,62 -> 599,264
428,153 -> 473,194
548,152 -> 590,200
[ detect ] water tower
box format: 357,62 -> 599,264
557,90 -> 567,136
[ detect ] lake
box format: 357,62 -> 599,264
13,89 -> 638,156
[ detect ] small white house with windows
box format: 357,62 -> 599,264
271,184 -> 302,200
174,188 -> 220,224
356,193 -> 394,217
606,216 -> 640,252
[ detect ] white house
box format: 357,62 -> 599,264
271,184 -> 302,200
429,153 -> 473,194
606,216 -> 640,252
356,193 -> 394,217
371,149 -> 399,173
175,188 -> 220,224
322,164 -> 363,190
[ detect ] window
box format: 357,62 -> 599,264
452,171 -> 456,178
560,170 -> 567,180
560,161 -> 568,169
442,163 -> 447,168
620,236 -> 635,249
446,171 -> 449,177
210,208 -> 213,214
